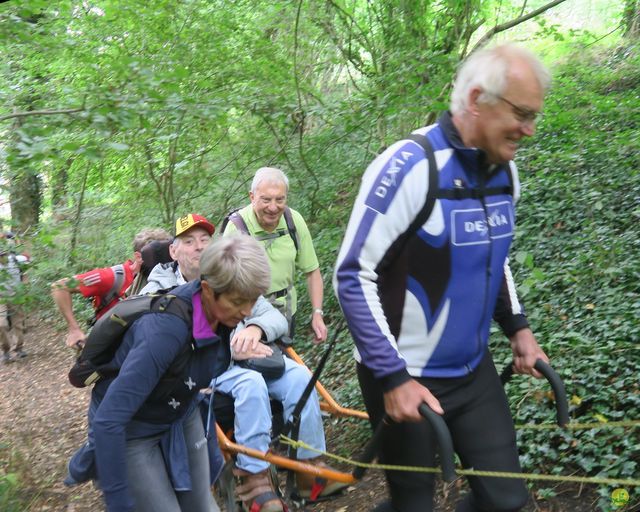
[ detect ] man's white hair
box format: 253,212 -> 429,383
450,43 -> 551,115
251,167 -> 289,194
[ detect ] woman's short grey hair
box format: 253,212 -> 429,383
450,43 -> 551,115
199,234 -> 270,298
250,167 -> 289,194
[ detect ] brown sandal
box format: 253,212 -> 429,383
233,467 -> 287,512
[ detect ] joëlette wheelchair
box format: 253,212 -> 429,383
210,340 -> 568,512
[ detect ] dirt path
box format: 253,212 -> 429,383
0,318 -> 102,511
0,316 -> 617,511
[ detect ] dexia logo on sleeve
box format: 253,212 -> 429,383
451,201 -> 514,246
365,149 -> 415,214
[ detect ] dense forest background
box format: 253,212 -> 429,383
0,0 -> 638,510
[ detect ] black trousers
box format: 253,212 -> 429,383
358,351 -> 528,512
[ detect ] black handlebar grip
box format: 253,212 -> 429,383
354,405 -> 457,482
501,359 -> 569,427
353,415 -> 389,480
533,359 -> 570,427
418,403 -> 457,482
278,335 -> 293,347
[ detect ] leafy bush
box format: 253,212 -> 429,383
497,42 -> 640,509
0,471 -> 21,512
0,445 -> 31,512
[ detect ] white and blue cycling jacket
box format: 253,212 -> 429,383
334,112 -> 530,391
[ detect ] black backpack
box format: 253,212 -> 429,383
68,291 -> 192,388
126,239 -> 174,297
220,206 -> 299,252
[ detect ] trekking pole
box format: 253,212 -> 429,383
501,358 -> 569,427
353,403 -> 457,483
281,318 -> 346,459
282,319 -> 346,500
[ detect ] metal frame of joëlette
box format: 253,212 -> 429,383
215,346 -> 368,485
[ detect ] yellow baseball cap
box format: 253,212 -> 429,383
174,214 -> 215,237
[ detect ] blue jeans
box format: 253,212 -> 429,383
212,358 -> 326,473
127,408 -> 220,512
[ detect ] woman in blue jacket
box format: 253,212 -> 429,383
68,235 -> 272,512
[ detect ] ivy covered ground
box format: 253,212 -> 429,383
0,318 -> 630,512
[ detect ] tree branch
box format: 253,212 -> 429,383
473,0 -> 568,51
0,107 -> 85,122
294,0 -> 320,206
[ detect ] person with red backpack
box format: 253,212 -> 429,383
51,227 -> 172,349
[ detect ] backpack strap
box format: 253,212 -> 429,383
229,207 -> 299,253
152,293 -> 193,327
405,133 -> 439,234
436,185 -> 513,199
406,133 -> 513,203
94,264 -> 126,317
282,207 -> 299,252
228,210 -> 250,234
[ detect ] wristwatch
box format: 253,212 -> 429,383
313,308 -> 324,317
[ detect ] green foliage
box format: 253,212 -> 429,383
0,470 -> 21,512
0,444 -> 32,511
492,42 -> 640,505
1,1 -> 638,507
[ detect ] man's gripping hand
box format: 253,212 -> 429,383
66,327 -> 86,349
509,327 -> 549,379
383,379 -> 443,423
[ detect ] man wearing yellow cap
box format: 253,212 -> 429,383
142,214 -> 215,293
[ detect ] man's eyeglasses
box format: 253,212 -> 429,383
497,95 -> 541,125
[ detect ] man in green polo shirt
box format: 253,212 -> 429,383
222,167 -> 327,343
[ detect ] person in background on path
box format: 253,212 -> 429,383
0,232 -> 30,363
51,227 -> 171,349
222,167 -> 327,343
335,43 -> 551,512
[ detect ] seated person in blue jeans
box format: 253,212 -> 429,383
214,325 -> 347,512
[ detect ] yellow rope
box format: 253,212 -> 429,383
279,435 -> 640,488
515,419 -> 640,430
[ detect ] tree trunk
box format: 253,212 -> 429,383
8,169 -> 41,235
7,117 -> 41,235
50,157 -> 75,209
623,0 -> 639,37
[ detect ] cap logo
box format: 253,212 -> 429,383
177,215 -> 193,231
